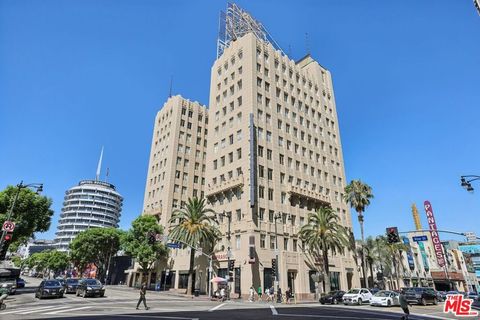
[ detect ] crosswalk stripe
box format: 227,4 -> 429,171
20,305 -> 71,314
43,306 -> 91,314
1,305 -> 60,314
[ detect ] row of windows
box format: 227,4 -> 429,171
212,167 -> 243,185
214,112 -> 243,137
181,106 -> 208,124
213,133 -> 243,153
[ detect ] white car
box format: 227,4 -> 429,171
369,290 -> 399,307
342,288 -> 373,305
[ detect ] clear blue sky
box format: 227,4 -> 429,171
1,0 -> 479,242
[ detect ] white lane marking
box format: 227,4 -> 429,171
208,302 -> 226,312
1,305 -> 61,314
43,306 -> 91,314
20,305 -> 73,314
270,304 -> 278,315
277,314 -> 394,319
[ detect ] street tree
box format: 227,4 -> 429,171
168,197 -> 220,295
343,180 -> 373,287
299,206 -> 350,294
0,186 -> 54,248
69,227 -> 123,281
122,215 -> 168,280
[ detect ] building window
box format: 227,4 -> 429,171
283,238 -> 288,251
259,186 -> 265,199
258,165 -> 264,178
260,235 -> 266,248
258,145 -> 264,157
235,235 -> 241,250
236,209 -> 241,221
270,236 -> 276,250
267,168 -> 273,180
269,210 -> 274,222
267,149 -> 272,160
259,208 -> 265,221
292,239 -> 297,252
237,148 -> 242,159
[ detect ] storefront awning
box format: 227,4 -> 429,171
431,271 -> 464,281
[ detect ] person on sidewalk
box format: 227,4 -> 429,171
249,286 -> 255,302
257,286 -> 263,301
399,289 -> 410,320
136,282 -> 150,310
0,284 -> 9,306
276,287 -> 282,303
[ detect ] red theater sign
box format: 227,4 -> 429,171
424,201 -> 446,267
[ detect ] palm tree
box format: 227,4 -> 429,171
344,180 -> 373,287
169,197 -> 220,295
364,236 -> 377,287
375,235 -> 408,290
299,206 -> 350,294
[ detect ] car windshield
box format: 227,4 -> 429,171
67,279 -> 78,284
375,291 -> 389,297
45,280 -> 60,286
85,279 -> 101,285
347,289 -> 360,294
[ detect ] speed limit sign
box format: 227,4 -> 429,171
2,221 -> 15,232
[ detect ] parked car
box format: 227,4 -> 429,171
369,288 -> 380,295
76,278 -> 105,298
16,278 -> 25,289
405,287 -> 438,306
467,292 -> 479,301
56,278 -> 67,288
319,290 -> 345,305
65,278 -> 80,294
369,290 -> 399,307
342,288 -> 373,305
35,280 -> 64,299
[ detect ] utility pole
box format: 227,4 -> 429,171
273,213 -> 282,286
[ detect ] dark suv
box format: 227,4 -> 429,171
76,279 -> 105,298
405,287 -> 438,306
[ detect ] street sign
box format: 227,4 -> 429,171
2,221 -> 15,232
413,235 -> 428,242
167,243 -> 181,249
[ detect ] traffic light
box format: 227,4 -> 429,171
0,233 -> 13,260
228,259 -> 235,271
271,258 -> 277,275
386,227 -> 400,244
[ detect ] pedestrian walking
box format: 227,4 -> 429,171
399,289 -> 409,320
0,284 -> 9,309
136,282 -> 150,310
249,286 -> 255,302
277,287 -> 282,303
269,286 -> 275,302
257,286 -> 263,301
220,287 -> 226,302
285,287 -> 292,304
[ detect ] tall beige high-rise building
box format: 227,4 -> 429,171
132,4 -> 359,297
143,95 -> 208,226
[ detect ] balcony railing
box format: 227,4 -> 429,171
206,174 -> 244,197
287,185 -> 331,206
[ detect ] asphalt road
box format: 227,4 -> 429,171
1,279 -> 474,320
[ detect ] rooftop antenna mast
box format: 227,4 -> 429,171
169,75 -> 173,98
217,3 -> 285,58
96,146 -> 104,181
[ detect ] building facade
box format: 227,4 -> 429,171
203,31 -> 358,298
133,4 -> 360,297
128,95 -> 209,288
54,180 -> 123,252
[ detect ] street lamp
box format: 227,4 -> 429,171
215,211 -> 231,299
460,175 -> 480,192
273,212 -> 292,286
0,181 -> 44,246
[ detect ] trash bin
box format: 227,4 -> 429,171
194,289 -> 200,297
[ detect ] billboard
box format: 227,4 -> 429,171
424,201 -> 446,267
402,236 -> 415,270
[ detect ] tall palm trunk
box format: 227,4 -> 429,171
358,214 -> 367,288
187,248 -> 195,295
323,251 -> 331,293
369,261 -> 374,287
392,255 -> 400,289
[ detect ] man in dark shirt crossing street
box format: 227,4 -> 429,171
136,282 -> 150,310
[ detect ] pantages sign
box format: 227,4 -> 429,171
424,201 -> 446,267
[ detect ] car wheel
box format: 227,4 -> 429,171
320,301 -> 324,305
99,293 -> 104,298
357,298 -> 362,305
421,298 -> 427,306
433,298 -> 438,305
387,300 -> 391,307
343,302 -> 348,305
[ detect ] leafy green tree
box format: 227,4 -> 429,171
69,227 -> 123,281
343,180 -> 373,286
0,186 -> 54,248
168,197 -> 220,295
299,207 -> 349,294
375,235 -> 408,289
122,215 -> 168,278
46,250 -> 70,275
364,236 -> 377,287
10,255 -> 23,268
